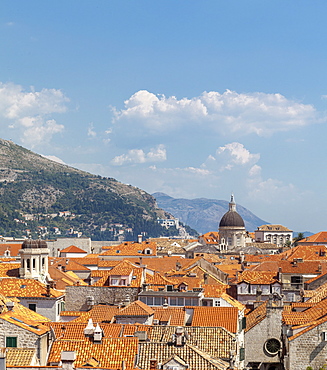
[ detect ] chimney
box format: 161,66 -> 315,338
203,273 -> 208,284
256,287 -> 262,302
138,234 -> 143,243
84,319 -> 95,337
176,262 -> 181,271
6,301 -> 14,311
61,351 -> 76,370
277,267 -> 282,281
172,326 -> 188,347
46,284 -> 51,297
318,264 -> 322,273
150,359 -> 158,369
93,323 -> 103,343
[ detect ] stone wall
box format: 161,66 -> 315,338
65,285 -> 140,311
245,305 -> 283,367
0,318 -> 49,365
18,297 -> 64,322
287,320 -> 327,370
46,238 -> 92,256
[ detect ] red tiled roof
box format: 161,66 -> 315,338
48,337 -> 138,368
190,307 -> 239,333
60,245 -> 87,253
117,300 -> 155,317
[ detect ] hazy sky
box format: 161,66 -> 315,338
1,1 -> 327,232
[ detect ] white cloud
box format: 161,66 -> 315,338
185,167 -> 211,175
218,142 -> 260,167
111,144 -> 167,166
87,123 -> 96,138
202,142 -> 260,171
112,89 -> 319,137
21,119 -> 64,147
41,155 -> 66,164
0,82 -> 69,147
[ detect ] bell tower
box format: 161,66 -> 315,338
19,239 -> 49,282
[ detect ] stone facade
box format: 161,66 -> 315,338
286,319 -> 327,370
0,319 -> 50,365
65,285 -> 140,311
18,296 -> 64,322
245,301 -> 284,370
46,238 -> 92,257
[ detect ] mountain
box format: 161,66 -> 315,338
153,192 -> 268,234
0,139 -> 176,240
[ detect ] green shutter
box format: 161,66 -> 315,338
239,347 -> 245,361
6,337 -> 17,347
241,316 -> 247,330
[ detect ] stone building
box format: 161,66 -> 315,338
244,295 -> 284,370
219,195 -> 247,251
255,225 -> 293,248
19,239 -> 50,282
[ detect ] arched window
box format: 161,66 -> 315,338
32,259 -> 36,270
26,259 -> 30,270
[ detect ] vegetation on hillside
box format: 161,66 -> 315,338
0,139 -> 198,240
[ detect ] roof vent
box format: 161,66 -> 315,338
84,319 -> 95,337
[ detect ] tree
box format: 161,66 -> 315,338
293,232 -> 305,247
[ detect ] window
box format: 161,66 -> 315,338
32,259 -> 36,270
240,317 -> 246,331
6,337 -> 17,347
215,300 -> 221,307
192,299 -> 199,306
170,297 -> 177,306
264,338 -> 281,356
26,259 -> 30,270
154,296 -> 162,306
28,303 -> 36,312
111,279 -> 119,285
178,298 -> 184,306
239,347 -> 245,361
147,297 -> 153,306
185,298 -> 192,306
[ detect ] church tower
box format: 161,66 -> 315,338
219,194 -> 246,251
19,239 -> 49,282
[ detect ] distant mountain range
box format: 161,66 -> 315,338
153,192 -> 268,234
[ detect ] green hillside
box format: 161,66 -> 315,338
0,139 -> 186,240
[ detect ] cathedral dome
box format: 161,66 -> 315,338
219,210 -> 245,228
22,239 -> 48,249
219,194 -> 245,228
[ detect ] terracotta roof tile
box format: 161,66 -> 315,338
0,278 -> 63,298
3,348 -> 37,366
190,307 -> 238,333
60,245 -> 87,254
48,337 -> 138,368
117,300 -> 155,317
237,270 -> 279,284
100,241 -> 157,257
245,302 -> 267,332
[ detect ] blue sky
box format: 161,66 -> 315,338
1,1 -> 327,233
